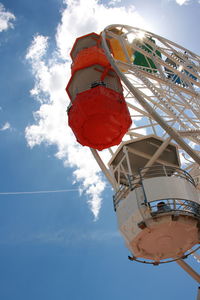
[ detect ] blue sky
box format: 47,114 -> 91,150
0,0 -> 200,299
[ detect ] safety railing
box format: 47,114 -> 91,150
138,165 -> 196,187
113,165 -> 196,211
113,178 -> 142,210
149,198 -> 200,219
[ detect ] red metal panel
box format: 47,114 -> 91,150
68,86 -> 132,150
71,46 -> 110,74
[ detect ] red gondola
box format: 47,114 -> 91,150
66,33 -> 132,150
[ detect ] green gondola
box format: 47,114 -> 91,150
133,38 -> 162,73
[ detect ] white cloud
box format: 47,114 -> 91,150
25,0 -> 148,219
26,35 -> 48,62
56,0 -> 150,60
175,0 -> 190,5
0,122 -> 11,131
108,0 -> 122,6
0,3 -> 15,32
25,35 -> 105,220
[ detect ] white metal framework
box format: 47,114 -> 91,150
91,24 -> 200,185
90,25 -> 200,281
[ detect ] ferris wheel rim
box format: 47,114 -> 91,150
103,24 -> 200,59
101,27 -> 200,165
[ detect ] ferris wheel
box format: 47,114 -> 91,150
100,23 -> 200,286
66,24 -> 200,295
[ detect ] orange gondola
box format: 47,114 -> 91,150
66,32 -> 132,151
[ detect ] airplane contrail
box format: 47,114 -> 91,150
0,189 -> 79,195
